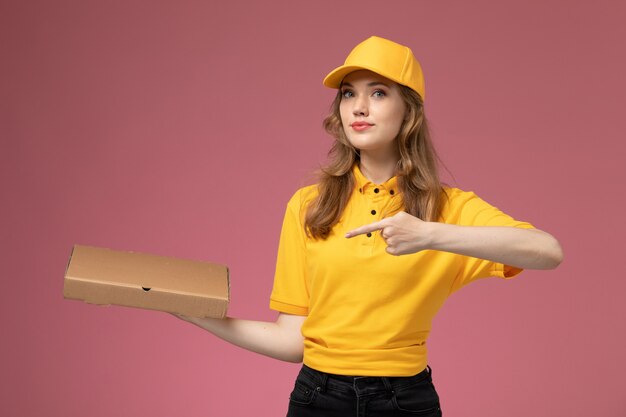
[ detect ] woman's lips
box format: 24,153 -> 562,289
351,122 -> 374,131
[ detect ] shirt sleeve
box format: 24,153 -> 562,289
269,189 -> 310,316
448,190 -> 536,292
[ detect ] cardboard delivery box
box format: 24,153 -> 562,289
63,245 -> 229,318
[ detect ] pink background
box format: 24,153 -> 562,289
2,0 -> 625,416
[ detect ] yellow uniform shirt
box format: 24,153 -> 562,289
270,165 -> 535,376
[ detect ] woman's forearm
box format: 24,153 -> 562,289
428,223 -> 563,269
175,313 -> 305,363
346,211 -> 564,269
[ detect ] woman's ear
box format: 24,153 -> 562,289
403,102 -> 412,121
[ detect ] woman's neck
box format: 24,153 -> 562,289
358,149 -> 399,184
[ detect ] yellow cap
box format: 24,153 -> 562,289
323,36 -> 425,100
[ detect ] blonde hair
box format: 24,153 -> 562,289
304,85 -> 447,239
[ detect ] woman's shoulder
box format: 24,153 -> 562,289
286,184 -> 319,209
440,185 -> 534,227
439,186 -> 489,219
442,186 -> 479,201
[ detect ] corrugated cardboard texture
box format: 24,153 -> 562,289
63,245 -> 229,318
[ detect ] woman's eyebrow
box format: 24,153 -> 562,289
341,81 -> 391,88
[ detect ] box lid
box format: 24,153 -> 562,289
64,245 -> 229,317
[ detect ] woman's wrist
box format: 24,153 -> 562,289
425,222 -> 455,252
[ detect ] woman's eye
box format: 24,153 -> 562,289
373,90 -> 386,98
341,90 -> 353,98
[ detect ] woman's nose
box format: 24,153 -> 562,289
353,96 -> 369,116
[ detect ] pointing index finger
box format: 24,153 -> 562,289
345,220 -> 386,238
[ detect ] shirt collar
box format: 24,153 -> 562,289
352,163 -> 399,195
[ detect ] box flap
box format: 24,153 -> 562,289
65,245 -> 229,300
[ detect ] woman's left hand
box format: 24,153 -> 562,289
345,211 -> 433,255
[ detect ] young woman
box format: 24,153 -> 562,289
175,36 -> 563,417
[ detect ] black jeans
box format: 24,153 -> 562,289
286,364 -> 442,417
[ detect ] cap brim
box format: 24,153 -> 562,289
323,64 -> 405,90
322,65 -> 379,89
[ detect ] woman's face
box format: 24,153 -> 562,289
339,70 -> 407,155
